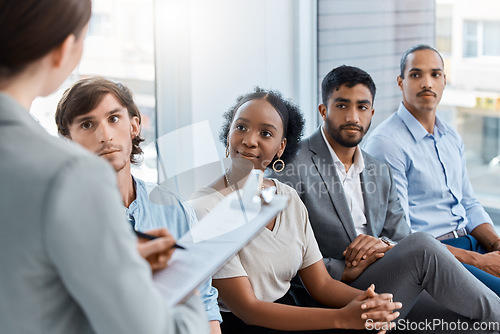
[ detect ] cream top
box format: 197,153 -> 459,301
189,179 -> 323,312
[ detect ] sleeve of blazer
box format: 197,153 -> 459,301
274,158 -> 346,281
380,163 -> 411,242
43,156 -> 208,334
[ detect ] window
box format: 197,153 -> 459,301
30,0 -> 157,182
88,13 -> 110,37
463,21 -> 479,57
436,4 -> 453,55
463,20 -> 500,58
483,21 -> 500,57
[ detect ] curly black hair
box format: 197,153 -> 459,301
219,87 -> 305,167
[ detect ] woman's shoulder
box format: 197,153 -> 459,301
269,178 -> 306,215
270,178 -> 300,198
188,187 -> 224,220
190,186 -> 223,201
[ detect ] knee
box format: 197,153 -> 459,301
400,232 -> 442,252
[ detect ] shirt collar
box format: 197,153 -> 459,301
126,176 -> 142,211
397,102 -> 447,142
434,117 -> 446,140
321,125 -> 364,176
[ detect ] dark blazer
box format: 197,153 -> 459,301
273,127 -> 410,268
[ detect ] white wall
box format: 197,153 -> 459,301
154,0 -> 317,197
318,0 -> 435,127
448,0 -> 500,92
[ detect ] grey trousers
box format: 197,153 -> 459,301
295,233 -> 500,333
349,233 -> 500,333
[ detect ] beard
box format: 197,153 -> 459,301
325,121 -> 371,148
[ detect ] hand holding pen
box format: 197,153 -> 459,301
136,228 -> 182,272
135,230 -> 185,249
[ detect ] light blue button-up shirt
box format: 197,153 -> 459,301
126,177 -> 221,323
364,103 -> 493,237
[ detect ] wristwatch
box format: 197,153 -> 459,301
379,236 -> 397,246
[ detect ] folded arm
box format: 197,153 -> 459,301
447,223 -> 500,277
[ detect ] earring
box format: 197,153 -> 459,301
225,143 -> 230,158
272,158 -> 285,172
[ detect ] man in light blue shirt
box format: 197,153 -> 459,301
364,44 -> 500,295
126,176 -> 221,325
55,77 -> 222,332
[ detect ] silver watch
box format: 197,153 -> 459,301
379,236 -> 397,246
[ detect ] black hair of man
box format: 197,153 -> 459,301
399,44 -> 444,78
321,65 -> 376,106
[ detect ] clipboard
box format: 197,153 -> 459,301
152,170 -> 288,306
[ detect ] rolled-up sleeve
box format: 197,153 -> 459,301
457,140 -> 493,231
199,278 -> 221,322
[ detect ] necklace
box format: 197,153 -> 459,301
224,169 -> 236,193
224,169 -> 265,193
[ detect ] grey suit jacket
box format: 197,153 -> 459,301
272,127 -> 410,278
0,93 -> 208,334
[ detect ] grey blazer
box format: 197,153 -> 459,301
273,127 -> 410,277
0,93 -> 208,334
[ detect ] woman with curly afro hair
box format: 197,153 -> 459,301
189,87 -> 401,334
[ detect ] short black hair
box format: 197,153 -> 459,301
219,87 -> 304,166
321,65 -> 376,106
400,44 -> 443,78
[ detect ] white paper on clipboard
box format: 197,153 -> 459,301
152,171 -> 288,307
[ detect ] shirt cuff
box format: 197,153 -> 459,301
201,284 -> 222,322
465,208 -> 494,232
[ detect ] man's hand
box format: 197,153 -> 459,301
137,228 -> 176,272
490,239 -> 500,252
447,244 -> 500,278
341,247 -> 391,282
344,235 -> 391,268
474,251 -> 500,277
470,223 -> 500,252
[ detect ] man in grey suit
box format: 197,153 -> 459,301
273,65 -> 500,329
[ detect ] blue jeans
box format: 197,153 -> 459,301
442,235 -> 500,296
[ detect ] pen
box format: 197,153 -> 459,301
134,230 -> 186,250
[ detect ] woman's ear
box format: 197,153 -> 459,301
278,138 -> 287,157
50,34 -> 77,69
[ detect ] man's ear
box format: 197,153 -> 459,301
318,104 -> 327,122
397,76 -> 403,91
371,108 -> 375,117
130,116 -> 140,138
50,34 -> 77,69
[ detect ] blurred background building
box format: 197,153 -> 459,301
436,0 -> 500,221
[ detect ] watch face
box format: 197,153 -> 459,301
380,237 -> 396,246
